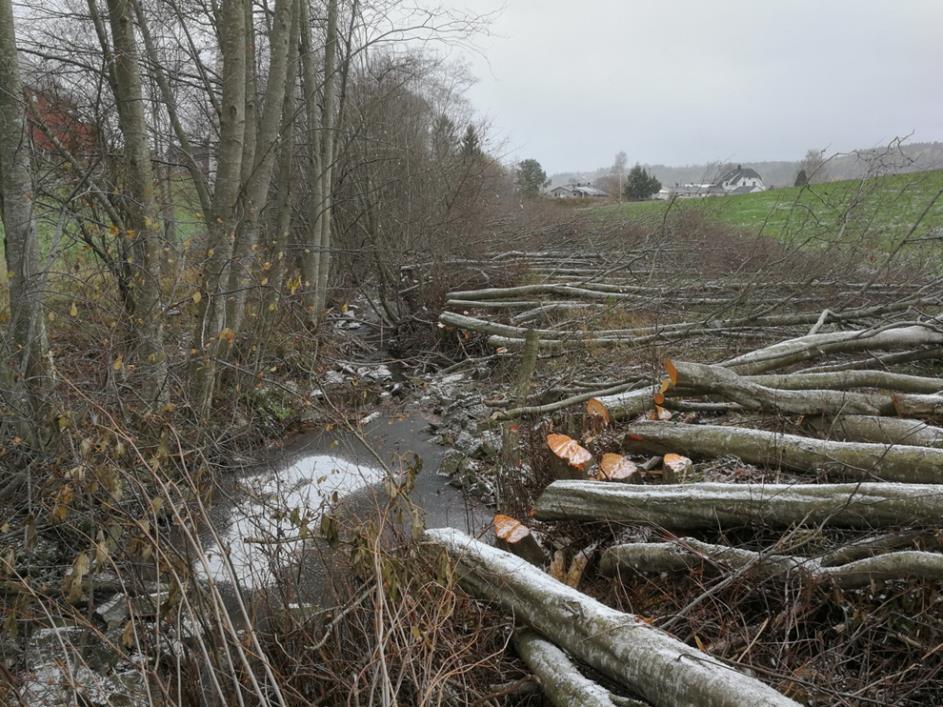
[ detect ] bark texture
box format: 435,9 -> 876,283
535,480 -> 943,529
425,528 -> 799,707
622,420 -> 943,483
601,539 -> 943,589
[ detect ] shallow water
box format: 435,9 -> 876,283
195,405 -> 488,593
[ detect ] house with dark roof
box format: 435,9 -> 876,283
549,183 -> 609,199
712,165 -> 766,194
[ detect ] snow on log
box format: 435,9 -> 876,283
722,323 -> 943,375
600,539 -> 943,590
804,415 -> 943,448
622,420 -> 943,483
534,480 -> 943,529
424,528 -> 800,707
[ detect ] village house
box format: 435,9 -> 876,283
712,164 -> 766,194
549,183 -> 609,199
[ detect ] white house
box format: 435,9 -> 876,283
549,183 -> 608,199
712,165 -> 766,194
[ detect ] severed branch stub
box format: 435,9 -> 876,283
424,528 -> 799,707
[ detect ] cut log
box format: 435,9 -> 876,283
424,528 -> 799,707
804,415 -> 943,448
591,386 -> 659,421
622,420 -> 943,483
513,629 -> 625,707
722,323 -> 943,375
600,539 -> 943,590
747,370 -> 943,394
891,392 -> 943,418
493,514 -> 549,567
534,480 -> 943,529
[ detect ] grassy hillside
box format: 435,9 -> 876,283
594,169 -> 943,254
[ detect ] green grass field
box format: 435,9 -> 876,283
593,169 -> 943,253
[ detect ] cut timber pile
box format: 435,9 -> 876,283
429,301 -> 943,704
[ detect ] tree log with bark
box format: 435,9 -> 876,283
600,539 -> 943,589
535,480 -> 943,528
424,528 -> 799,707
622,420 -> 943,483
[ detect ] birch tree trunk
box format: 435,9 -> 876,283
0,0 -> 51,444
190,0 -> 247,418
104,0 -> 167,402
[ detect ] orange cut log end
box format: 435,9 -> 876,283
547,433 -> 592,470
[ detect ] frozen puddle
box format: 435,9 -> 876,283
197,452 -> 387,589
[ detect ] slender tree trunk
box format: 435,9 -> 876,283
299,0 -> 323,318
190,0 -> 247,419
227,0 -> 295,334
314,0 -> 338,317
264,2 -> 300,315
0,0 -> 51,445
104,0 -> 168,402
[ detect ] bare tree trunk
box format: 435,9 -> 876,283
621,420 -> 943,483
314,0 -> 338,317
0,0 -> 51,444
601,539 -> 943,590
535,480 -> 943,529
263,1 -> 300,316
103,0 -> 168,402
227,0 -> 295,335
190,0 -> 247,419
299,0 -> 323,319
512,629 -> 627,707
424,528 -> 799,707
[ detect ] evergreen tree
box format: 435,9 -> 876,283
623,164 -> 661,200
516,158 -> 549,198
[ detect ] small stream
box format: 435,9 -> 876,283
194,402 -> 490,598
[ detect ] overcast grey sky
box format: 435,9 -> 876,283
443,0 -> 943,174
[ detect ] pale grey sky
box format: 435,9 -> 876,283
443,0 -> 943,173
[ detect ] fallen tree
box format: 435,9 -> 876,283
512,629 -> 633,707
722,322 -> 943,375
600,539 -> 943,589
424,528 -> 799,707
667,360 -> 895,416
804,415 -> 943,448
621,420 -> 943,483
534,480 -> 943,529
747,369 -> 943,394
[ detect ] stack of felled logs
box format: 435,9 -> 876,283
425,317 -> 943,706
